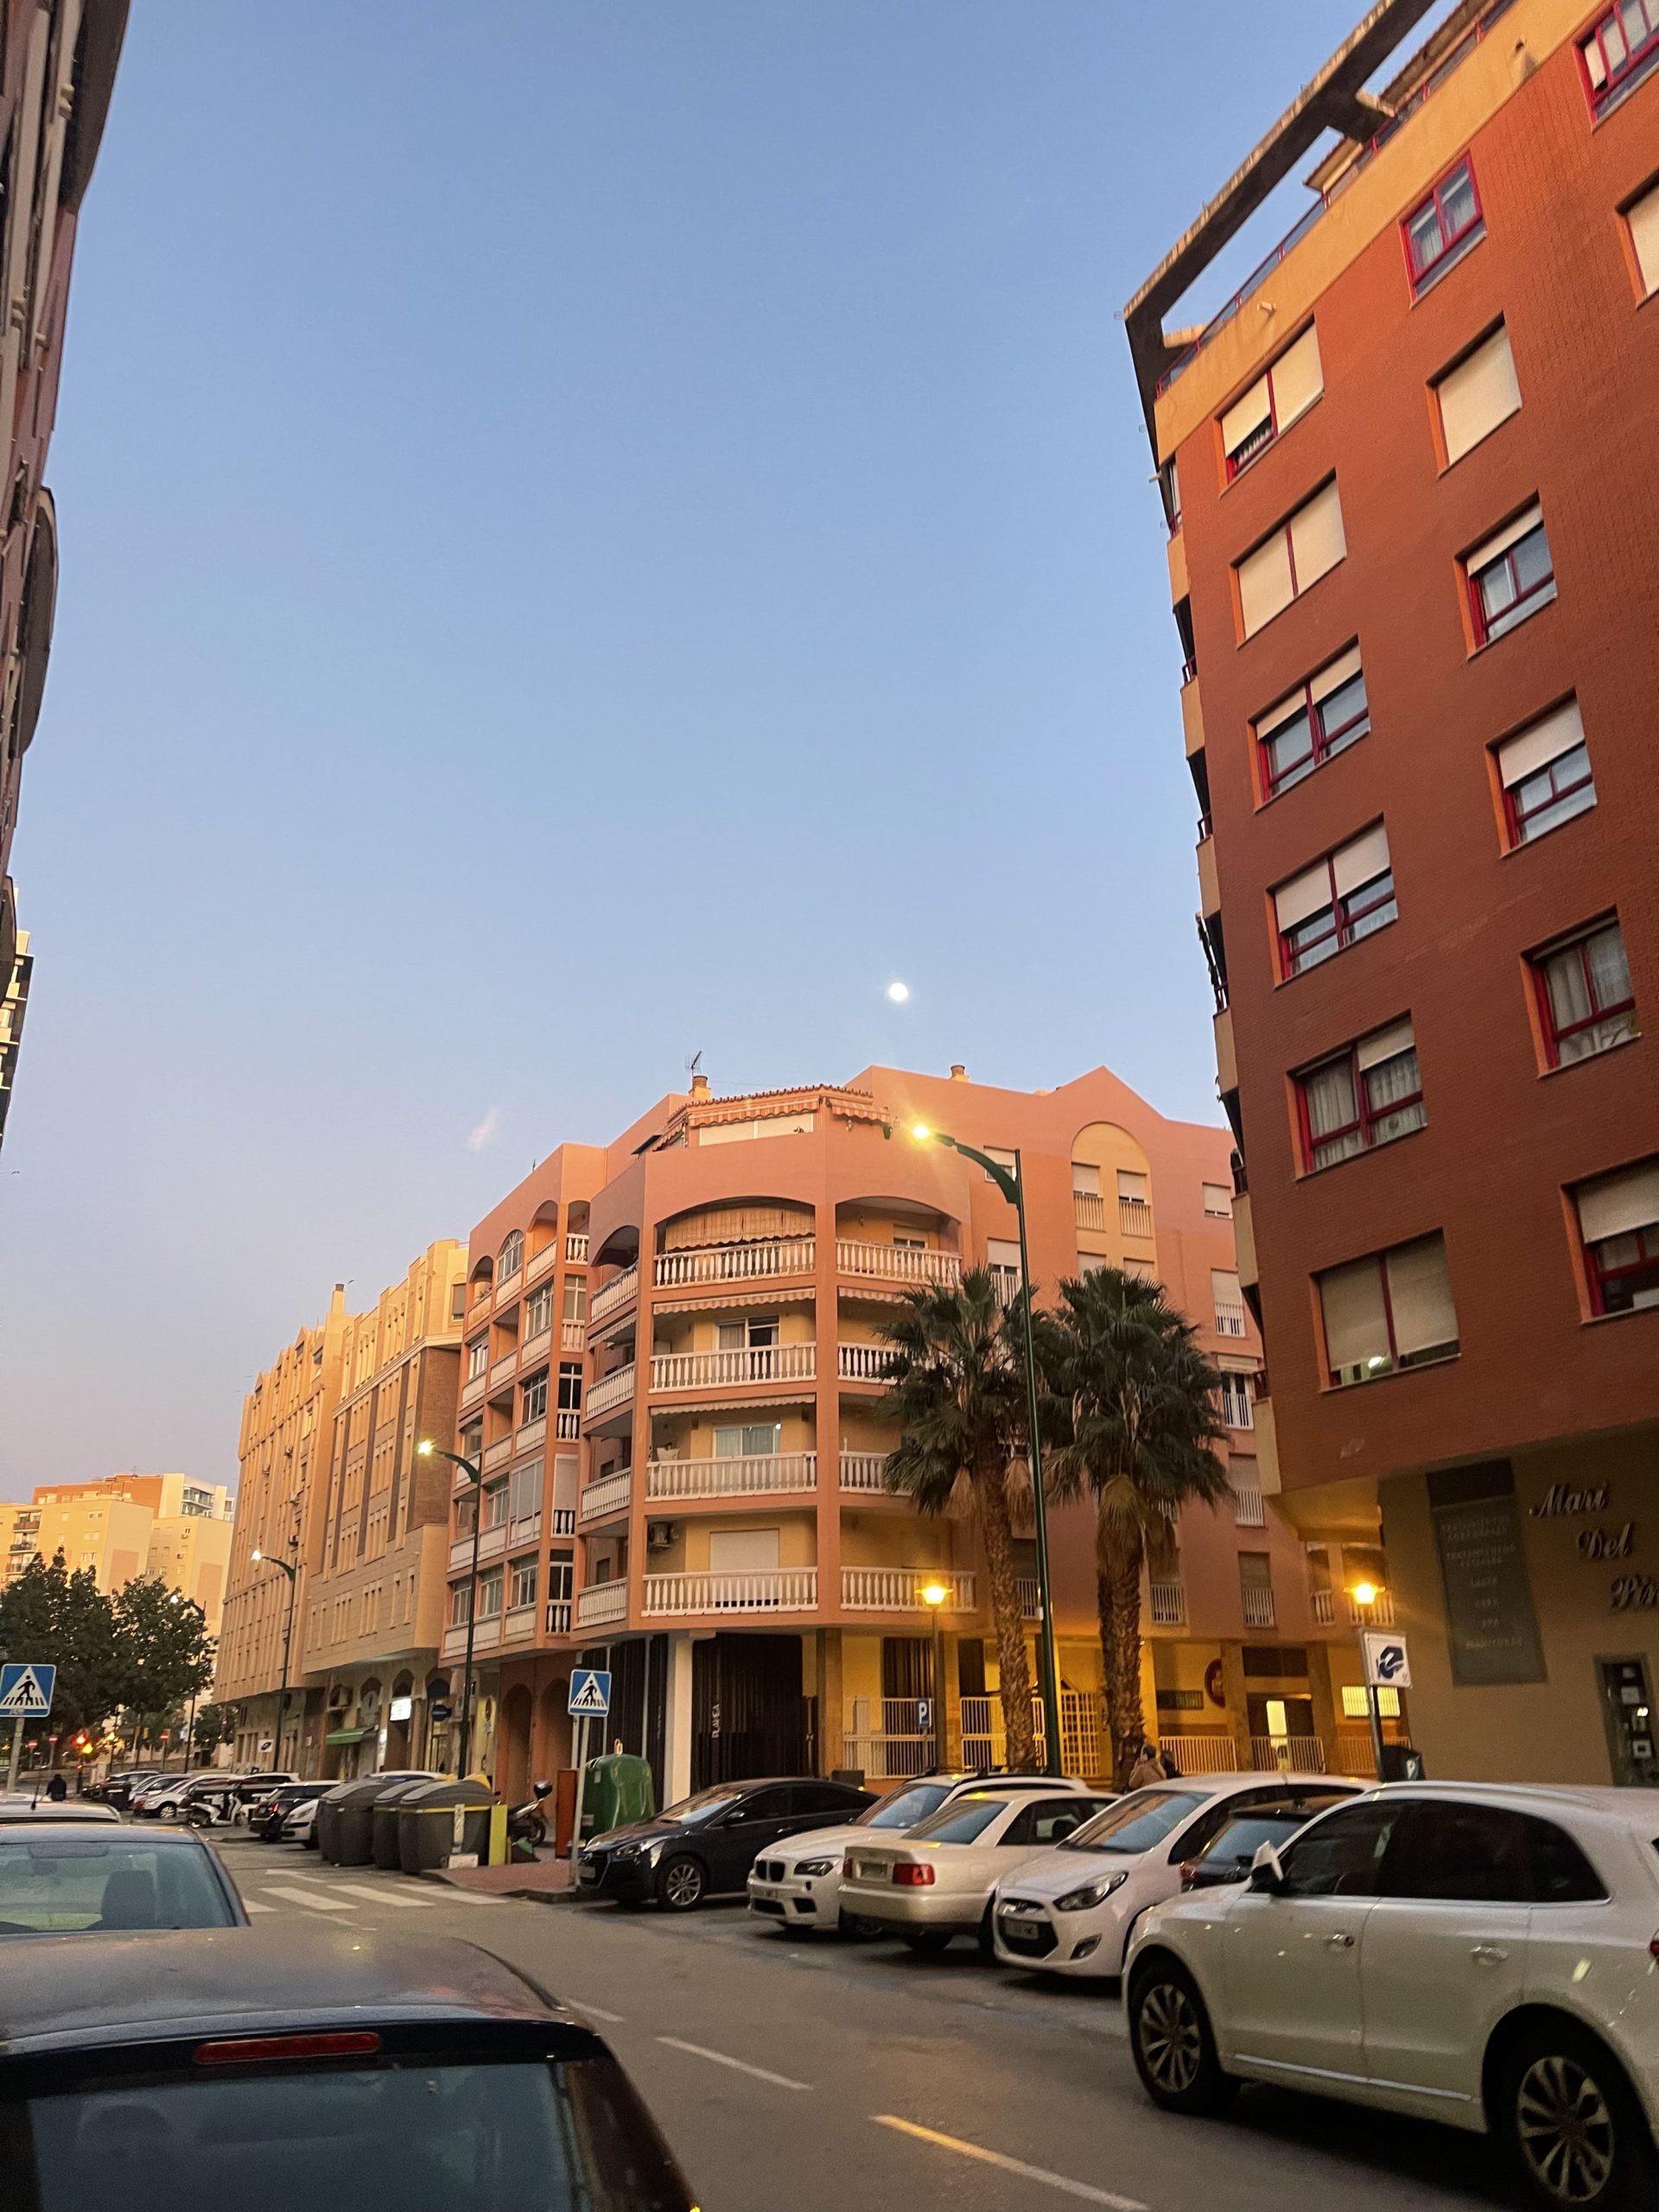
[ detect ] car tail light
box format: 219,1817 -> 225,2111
195,2032 -> 380,2065
843,1854 -> 855,1876
893,1862 -> 936,1887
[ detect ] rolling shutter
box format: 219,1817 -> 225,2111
1332,823 -> 1390,896
1577,1162 -> 1659,1244
1319,1260 -> 1389,1375
1384,1236 -> 1459,1359
1221,373 -> 1271,461
1497,700 -> 1585,788
1467,502 -> 1542,575
1308,643 -> 1363,704
1437,326 -> 1521,463
1630,183 -> 1659,296
1274,860 -> 1332,931
1288,481 -> 1345,591
1237,530 -> 1294,637
1357,1017 -> 1415,1071
1270,325 -> 1323,429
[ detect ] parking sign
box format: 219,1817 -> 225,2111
1361,1631 -> 1412,1690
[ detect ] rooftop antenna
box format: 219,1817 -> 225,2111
685,1051 -> 702,1080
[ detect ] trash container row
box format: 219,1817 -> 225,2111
317,1774 -> 498,1873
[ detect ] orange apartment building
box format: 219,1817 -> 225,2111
1126,0 -> 1658,1783
451,1063 -> 1402,1807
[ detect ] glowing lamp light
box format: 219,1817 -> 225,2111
1351,1580 -> 1380,1607
911,1123 -> 931,1142
417,1440 -> 435,1457
920,1580 -> 950,1609
250,1549 -> 262,1563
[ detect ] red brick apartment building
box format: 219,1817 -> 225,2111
1126,0 -> 1659,1783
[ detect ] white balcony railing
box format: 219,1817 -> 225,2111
482,1437 -> 512,1472
645,1452 -> 817,1499
1242,1585 -> 1276,1628
1350,1590 -> 1395,1626
562,1320 -> 586,1351
650,1344 -> 815,1392
589,1264 -> 640,1325
1149,1578 -> 1186,1625
585,1363 -> 637,1418
525,1239 -> 558,1284
836,1240 -> 961,1287
1311,1587 -> 1336,1626
1121,1198 -> 1155,1239
515,1415 -> 547,1454
490,1351 -> 518,1388
1214,1300 -> 1248,1337
836,1344 -> 892,1382
461,1371 -> 487,1409
551,1506 -> 575,1535
1016,1574 -> 1043,1619
508,1510 -> 542,1549
1072,1190 -> 1106,1230
837,1452 -> 887,1491
546,1598 -> 572,1635
1251,1735 -> 1326,1774
555,1409 -> 581,1440
475,1523 -> 506,1566
841,1567 -> 976,1612
1160,1735 -> 1241,1774
643,1568 -> 818,1616
567,1234 -> 589,1262
520,1326 -> 552,1366
580,1470 -> 633,1522
1231,1484 -> 1266,1527
441,1624 -> 470,1660
575,1581 -> 628,1629
448,1535 -> 474,1573
653,1238 -> 814,1290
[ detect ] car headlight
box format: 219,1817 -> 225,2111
795,1857 -> 837,1877
1053,1872 -> 1129,1912
641,1837 -> 667,1864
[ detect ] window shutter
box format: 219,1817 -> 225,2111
1497,700 -> 1585,787
552,1455 -> 579,1515
1630,183 -> 1659,296
1577,1161 -> 1659,1244
709,1528 -> 780,1573
1221,372 -> 1271,459
1274,859 -> 1332,931
1071,1161 -> 1101,1195
1211,1268 -> 1241,1306
1384,1236 -> 1459,1359
1271,325 -> 1323,429
1319,1258 -> 1389,1373
1117,1170 -> 1149,1203
1238,531 -> 1294,637
987,1238 -> 1021,1270
1467,502 -> 1543,574
1332,823 -> 1390,896
1256,681 -> 1309,740
1437,326 -> 1521,463
1202,1182 -> 1233,1216
1308,644 -> 1363,704
1288,481 -> 1345,590
1356,1017 -> 1415,1071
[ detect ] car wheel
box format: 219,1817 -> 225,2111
658,1856 -> 706,1912
158,1804 -> 179,1822
1128,1955 -> 1235,2117
977,1904 -> 996,1961
1497,2022 -> 1658,2212
901,1929 -> 952,1956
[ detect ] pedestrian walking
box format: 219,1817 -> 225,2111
1127,1742 -> 1168,1789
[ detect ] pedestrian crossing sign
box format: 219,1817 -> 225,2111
568,1669 -> 612,1718
0,1663 -> 55,1717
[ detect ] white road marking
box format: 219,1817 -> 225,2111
431,1886 -> 505,1904
327,1882 -> 435,1909
656,2037 -> 810,2091
244,1899 -> 276,1913
569,2000 -> 626,2023
260,1885 -> 355,1914
873,2116 -> 1149,2210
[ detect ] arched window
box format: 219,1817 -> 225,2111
498,1229 -> 524,1280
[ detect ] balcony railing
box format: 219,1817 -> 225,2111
643,1569 -> 818,1617
1160,1735 -> 1241,1774
1231,1484 -> 1266,1528
837,1452 -> 887,1491
580,1470 -> 633,1522
1072,1190 -> 1105,1230
575,1581 -> 628,1629
1251,1735 -> 1325,1774
490,1351 -> 518,1389
567,1234 -> 589,1262
525,1239 -> 559,1284
836,1344 -> 892,1383
562,1320 -> 586,1351
546,1598 -> 572,1634
1351,1591 -> 1395,1626
958,1691 -> 1103,1780
482,1437 -> 512,1472
589,1264 -> 639,1325
841,1567 -> 976,1612
508,1509 -> 543,1549
1214,1300 -> 1248,1337
515,1414 -> 547,1454
551,1506 -> 575,1535
1241,1586 -> 1276,1628
1149,1578 -> 1186,1625
461,1372 -> 486,1409
836,1239 -> 960,1287
645,1452 -> 817,1499
441,1616 -> 501,1659
520,1325 -> 552,1365
654,1238 -> 815,1290
1311,1587 -> 1335,1627
585,1363 -> 637,1418
503,1603 -> 537,1642
651,1344 -> 815,1391
1015,1575 -> 1043,1619
555,1409 -> 581,1440
1121,1199 -> 1154,1239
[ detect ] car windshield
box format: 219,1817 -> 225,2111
900,1797 -> 1006,1846
18,2056 -> 685,2212
1060,1789 -> 1214,1854
860,1783 -> 954,1832
0,1836 -> 235,1935
1198,1811 -> 1314,1864
657,1787 -> 746,1828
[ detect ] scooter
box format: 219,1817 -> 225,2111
507,1780 -> 554,1861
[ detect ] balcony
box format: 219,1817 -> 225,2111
546,1598 -> 572,1635
1231,1484 -> 1266,1529
441,1616 -> 501,1659
651,1344 -> 815,1392
653,1238 -> 814,1291
1214,1300 -> 1248,1338
643,1568 -> 818,1617
590,1264 -> 640,1325
837,1452 -> 887,1492
645,1452 -> 817,1500
562,1320 -> 586,1351
586,1363 -> 638,1419
575,1581 -> 628,1630
555,1409 -> 581,1440
525,1239 -> 559,1284
552,1505 -> 575,1535
482,1437 -> 512,1472
520,1325 -> 552,1366
503,1604 -> 537,1642
1317,1587 -> 1395,1627
1149,1578 -> 1186,1625
841,1567 -> 976,1612
1072,1191 -> 1106,1230
461,1371 -> 487,1410
477,1523 -> 507,1566
1251,1735 -> 1325,1774
580,1469 -> 633,1522
490,1351 -> 518,1389
567,1234 -> 589,1262
508,1509 -> 542,1550
515,1415 -> 547,1454
1242,1585 -> 1276,1629
1120,1198 -> 1154,1239
836,1344 -> 892,1383
1016,1575 -> 1043,1619
836,1240 -> 960,1287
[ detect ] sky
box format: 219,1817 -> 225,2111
0,0 -> 1410,1497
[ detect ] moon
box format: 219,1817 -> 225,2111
886,981 -> 911,1004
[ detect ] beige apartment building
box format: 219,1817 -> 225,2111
1,1472 -> 235,1631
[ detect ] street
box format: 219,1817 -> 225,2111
211,1833 -> 1504,2212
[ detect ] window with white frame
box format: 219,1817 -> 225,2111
1212,1268 -> 1245,1335
1274,823 -> 1396,978
1434,323 -> 1520,464
1255,644 -> 1371,800
1465,503 -> 1555,646
548,1557 -> 573,1603
1496,700 -> 1596,848
524,1283 -> 553,1338
715,1422 -> 781,1458
520,1369 -> 549,1424
476,1567 -> 505,1618
1117,1169 -> 1150,1213
509,1557 -> 538,1611
1220,324 -> 1323,480
482,1480 -> 508,1529
1295,1016 -> 1426,1173
1202,1182 -> 1232,1217
1573,1159 -> 1659,1316
1071,1161 -> 1101,1195
1402,158 -> 1483,294
1217,1372 -> 1254,1428
448,1580 -> 472,1628
1235,480 -> 1346,639
563,1277 -> 588,1322
987,1238 -> 1022,1299
1580,2 -> 1659,115
1627,181 -> 1659,296
983,1145 -> 1019,1185
466,1336 -> 488,1380
1317,1234 -> 1459,1387
498,1230 -> 524,1280
556,1363 -> 583,1410
459,1421 -> 482,1460
1529,917 -> 1639,1068
508,1463 -> 541,1522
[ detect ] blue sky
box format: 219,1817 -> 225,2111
0,0 -> 1389,1494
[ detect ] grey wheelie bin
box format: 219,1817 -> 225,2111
397,1777 -> 498,1874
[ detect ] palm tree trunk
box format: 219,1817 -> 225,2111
1096,1515 -> 1148,1789
976,1455 -> 1039,1772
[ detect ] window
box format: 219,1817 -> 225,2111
1465,503 -> 1555,645
524,1283 -> 553,1338
1217,1373 -> 1254,1428
448,1580 -> 472,1628
509,1557 -> 538,1611
459,1421 -> 482,1459
988,1238 -> 1022,1300
466,1336 -> 487,1380
1434,323 -> 1520,463
715,1422 -> 781,1458
1497,701 -> 1595,848
1236,480 -> 1345,639
556,1362 -> 583,1410
1573,1159 -> 1659,1316
1317,1233 -> 1459,1386
984,1145 -> 1019,1185
1531,918 -> 1638,1067
1381,1802 -> 1605,1904
1280,1800 -> 1408,1897
508,1463 -> 541,1522
520,1369 -> 549,1424
498,1230 -> 524,1280
1117,1169 -> 1150,1214
1402,157 -> 1483,294
1341,1683 -> 1401,1719
1627,181 -> 1659,296
1071,1161 -> 1101,1196
718,1315 -> 777,1351
1295,1016 -> 1426,1172
1580,1 -> 1659,115
476,1567 -> 504,1618
482,1480 -> 507,1529
1212,1268 -> 1244,1335
1274,823 -> 1395,978
1202,1182 -> 1232,1217
563,1277 -> 588,1322
1220,324 -> 1323,479
1237,1551 -> 1274,1627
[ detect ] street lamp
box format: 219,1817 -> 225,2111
1350,1581 -> 1388,1780
420,1440 -> 483,1775
250,1541 -> 300,1775
907,1124 -> 1062,1777
920,1580 -> 949,1770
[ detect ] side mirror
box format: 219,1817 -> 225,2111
1248,1842 -> 1285,1895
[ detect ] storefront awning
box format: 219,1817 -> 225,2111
324,1725 -> 377,1745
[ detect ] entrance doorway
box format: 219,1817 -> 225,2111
1597,1656 -> 1659,1786
691,1634 -> 804,1788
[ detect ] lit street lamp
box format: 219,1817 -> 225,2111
1351,1580 -> 1388,1780
920,1579 -> 949,1769
250,1541 -> 300,1775
419,1440 -> 483,1774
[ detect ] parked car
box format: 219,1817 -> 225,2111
250,1781 -> 335,1840
1125,1784 -> 1659,2212
747,1770 -> 1100,1936
279,1794 -> 324,1847
839,1786 -> 1116,1955
1178,1787 -> 1357,1891
991,1772 -> 1360,1980
579,1777 -> 876,1910
0,1823 -> 248,1936
88,1770 -> 154,1809
0,1924 -> 696,2209
0,1797 -> 120,1826
124,1775 -> 181,1816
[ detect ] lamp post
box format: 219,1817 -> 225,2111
908,1125 -> 1062,1777
1351,1581 -> 1387,1780
251,1541 -> 300,1775
920,1580 -> 949,1770
420,1441 -> 482,1775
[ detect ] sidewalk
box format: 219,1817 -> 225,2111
420,1853 -> 577,1900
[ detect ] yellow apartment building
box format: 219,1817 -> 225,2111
0,1471 -> 235,1630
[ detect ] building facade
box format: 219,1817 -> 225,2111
1126,0 -> 1658,1783
0,1471 -> 234,1629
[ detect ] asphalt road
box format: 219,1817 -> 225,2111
211,1832 -> 1509,2212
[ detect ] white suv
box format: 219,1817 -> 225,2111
1125,1784 -> 1659,2212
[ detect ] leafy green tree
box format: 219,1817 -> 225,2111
1039,1268 -> 1230,1785
110,1578 -> 216,1736
0,1550 -> 123,1735
877,1270 -> 1039,1772
190,1701 -> 238,1765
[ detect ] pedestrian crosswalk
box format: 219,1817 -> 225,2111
236,1868 -> 510,1923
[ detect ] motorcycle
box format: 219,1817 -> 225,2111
182,1789 -> 238,1830
507,1779 -> 554,1862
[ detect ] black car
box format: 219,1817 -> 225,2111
0,1924 -> 695,2211
1177,1786 -> 1357,1891
579,1777 -> 875,1910
0,1822 -> 249,1935
249,1781 -> 335,1841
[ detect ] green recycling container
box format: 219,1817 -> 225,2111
579,1752 -> 655,1843
396,1778 -> 498,1874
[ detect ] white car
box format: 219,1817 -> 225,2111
280,1795 -> 323,1847
992,1773 -> 1358,1980
1125,1783 -> 1659,2212
747,1772 -> 1099,1936
838,1786 -> 1116,1954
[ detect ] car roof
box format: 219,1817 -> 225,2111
0,1820 -> 223,1848
0,1802 -> 120,1823
0,1927 -> 590,2057
1366,1781 -> 1659,1825
936,1785 -> 1106,1808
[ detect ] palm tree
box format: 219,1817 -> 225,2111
876,1269 -> 1040,1772
1039,1267 -> 1230,1787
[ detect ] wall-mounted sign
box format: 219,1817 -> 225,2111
1611,1575 -> 1659,1612
1531,1483 -> 1609,1518
1429,1462 -> 1546,1687
389,1695 -> 414,1722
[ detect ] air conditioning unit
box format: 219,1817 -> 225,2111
646,1521 -> 677,1552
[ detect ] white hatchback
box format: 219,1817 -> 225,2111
992,1774 -> 1357,1980
1125,1783 -> 1659,2212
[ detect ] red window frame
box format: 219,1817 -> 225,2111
1278,855 -> 1397,979
1294,1030 -> 1425,1173
1578,0 -> 1659,114
1503,742 -> 1596,848
1402,158 -> 1484,294
1223,338 -> 1317,481
1530,919 -> 1638,1068
1582,1221 -> 1659,1316
1256,655 -> 1370,800
1467,520 -> 1554,647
